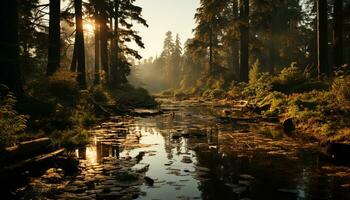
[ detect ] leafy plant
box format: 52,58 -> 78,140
0,93 -> 27,149
332,75 -> 350,102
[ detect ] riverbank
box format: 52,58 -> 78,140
165,65 -> 350,150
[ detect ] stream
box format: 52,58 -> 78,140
12,98 -> 350,199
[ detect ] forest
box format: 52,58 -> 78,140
0,0 -> 350,199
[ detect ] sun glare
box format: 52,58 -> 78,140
84,21 -> 94,34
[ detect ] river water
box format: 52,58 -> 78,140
14,99 -> 350,199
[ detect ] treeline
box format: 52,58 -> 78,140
137,0 -> 350,93
0,0 -> 148,97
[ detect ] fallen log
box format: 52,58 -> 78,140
0,137 -> 51,163
0,148 -> 65,175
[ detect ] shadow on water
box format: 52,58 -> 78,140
6,100 -> 350,200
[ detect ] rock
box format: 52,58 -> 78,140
232,186 -> 247,194
144,176 -> 154,186
239,174 -> 255,180
238,180 -> 251,187
181,156 -> 193,163
132,163 -> 149,173
283,118 -> 295,133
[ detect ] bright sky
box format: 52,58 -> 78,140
133,0 -> 200,59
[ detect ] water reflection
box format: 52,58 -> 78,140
76,141 -> 120,164
69,102 -> 350,200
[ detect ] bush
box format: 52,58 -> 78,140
272,63 -> 309,94
239,61 -> 274,100
202,89 -> 225,99
257,91 -> 287,117
161,90 -> 174,96
110,84 -> 157,108
90,85 -> 112,104
277,63 -> 305,84
332,75 -> 350,102
28,70 -> 79,106
249,59 -> 262,85
174,91 -> 188,100
0,93 -> 27,149
51,127 -> 91,149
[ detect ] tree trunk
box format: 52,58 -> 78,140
99,0 -> 109,83
209,24 -> 213,74
70,38 -> 78,72
239,0 -> 249,82
231,0 -> 239,79
269,39 -> 275,75
94,3 -> 100,85
231,40 -> 239,78
317,0 -> 329,78
110,0 -> 120,85
74,0 -> 86,89
0,0 -> 23,97
333,0 -> 343,69
47,0 -> 61,76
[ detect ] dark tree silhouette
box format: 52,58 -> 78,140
94,2 -> 101,85
0,0 -> 23,96
71,0 -> 86,89
316,0 -> 329,78
239,0 -> 249,82
47,0 -> 61,76
99,0 -> 109,83
333,0 -> 343,69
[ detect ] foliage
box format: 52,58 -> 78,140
109,84 -> 157,108
51,127 -> 91,149
275,63 -> 305,83
0,92 -> 27,149
70,91 -> 96,128
28,70 -> 79,106
249,59 -> 262,85
90,85 -> 112,104
257,91 -> 287,117
332,75 -> 350,102
202,89 -> 225,99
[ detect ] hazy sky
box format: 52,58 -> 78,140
133,0 -> 200,59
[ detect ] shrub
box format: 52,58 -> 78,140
110,84 -> 157,108
257,91 -> 287,117
277,63 -> 305,84
174,91 -> 188,100
28,70 -> 79,106
249,59 -> 262,85
245,61 -> 273,99
332,75 -> 350,102
90,85 -> 111,104
0,93 -> 27,149
161,90 -> 173,96
48,70 -> 79,105
51,127 -> 91,149
202,89 -> 225,99
272,63 -> 308,94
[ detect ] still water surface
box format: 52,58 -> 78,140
77,100 -> 350,200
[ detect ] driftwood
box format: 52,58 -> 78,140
0,137 -> 51,163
